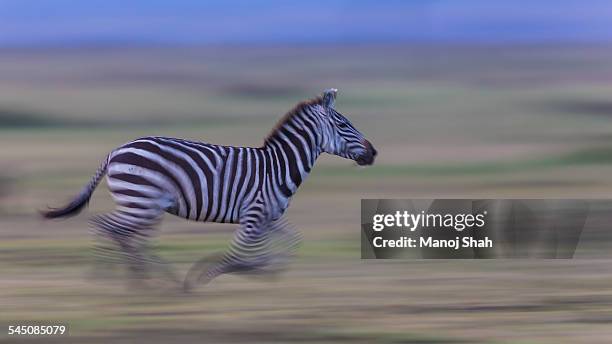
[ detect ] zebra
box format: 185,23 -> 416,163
42,88 -> 377,289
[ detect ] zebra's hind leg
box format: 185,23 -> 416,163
90,212 -> 152,281
89,210 -> 178,286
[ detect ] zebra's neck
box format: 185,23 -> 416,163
262,113 -> 323,198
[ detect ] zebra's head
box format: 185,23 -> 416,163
319,89 -> 377,166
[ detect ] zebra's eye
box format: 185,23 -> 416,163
337,122 -> 348,129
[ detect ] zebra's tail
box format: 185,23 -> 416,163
41,155 -> 110,219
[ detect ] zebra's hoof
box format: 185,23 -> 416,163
183,252 -> 225,292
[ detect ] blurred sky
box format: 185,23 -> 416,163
1,0 -> 612,45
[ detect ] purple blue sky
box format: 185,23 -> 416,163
2,0 -> 612,45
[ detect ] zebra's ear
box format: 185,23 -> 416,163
322,88 -> 338,109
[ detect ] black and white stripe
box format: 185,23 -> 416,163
43,89 -> 376,287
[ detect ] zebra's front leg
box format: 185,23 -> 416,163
183,225 -> 270,291
184,217 -> 301,291
184,203 -> 276,291
254,217 -> 302,277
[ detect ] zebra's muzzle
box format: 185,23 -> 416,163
356,140 -> 377,166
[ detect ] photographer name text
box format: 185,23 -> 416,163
370,210 -> 492,249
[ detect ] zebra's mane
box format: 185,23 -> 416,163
264,95 -> 324,144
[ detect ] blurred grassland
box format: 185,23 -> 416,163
3,44 -> 612,343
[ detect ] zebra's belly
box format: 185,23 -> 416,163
174,205 -> 241,224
